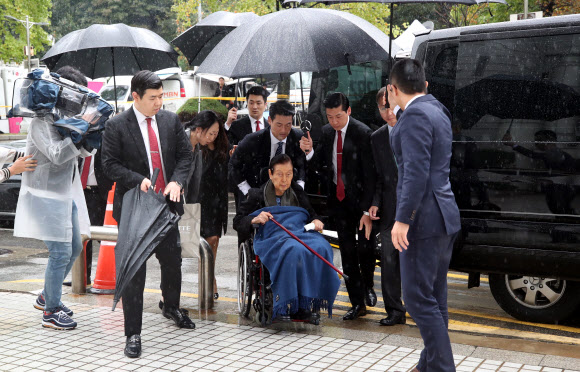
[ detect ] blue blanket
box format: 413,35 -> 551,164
250,206 -> 341,319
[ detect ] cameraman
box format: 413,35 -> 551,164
13,66 -> 96,330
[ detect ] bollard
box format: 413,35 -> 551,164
198,237 -> 215,310
72,226 -> 118,294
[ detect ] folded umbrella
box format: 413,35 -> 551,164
112,169 -> 181,311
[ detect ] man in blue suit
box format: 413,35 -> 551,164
388,59 -> 461,372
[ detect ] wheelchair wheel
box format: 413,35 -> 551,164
237,242 -> 253,318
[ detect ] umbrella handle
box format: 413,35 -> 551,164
269,216 -> 349,282
151,168 -> 160,190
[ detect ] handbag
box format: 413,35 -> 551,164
179,203 -> 201,258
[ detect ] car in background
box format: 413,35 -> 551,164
0,141 -> 24,227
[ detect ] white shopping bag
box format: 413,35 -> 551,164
179,203 -> 201,258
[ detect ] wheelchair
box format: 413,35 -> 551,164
237,225 -> 321,326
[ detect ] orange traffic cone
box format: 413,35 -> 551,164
90,183 -> 117,294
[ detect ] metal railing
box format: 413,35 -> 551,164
72,225 -> 215,310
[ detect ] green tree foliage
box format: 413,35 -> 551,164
173,0 -> 395,36
0,0 -> 52,62
50,0 -> 177,41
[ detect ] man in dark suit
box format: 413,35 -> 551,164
368,87 -> 406,327
303,92 -> 376,320
214,77 -> 231,108
229,100 -> 307,197
101,70 -> 194,359
389,59 -> 461,372
224,85 -> 269,146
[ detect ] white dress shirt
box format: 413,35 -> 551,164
133,106 -> 167,183
225,114 -> 265,132
403,94 -> 425,110
270,131 -> 287,160
332,117 -> 349,185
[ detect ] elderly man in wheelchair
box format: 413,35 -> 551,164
233,154 -> 341,325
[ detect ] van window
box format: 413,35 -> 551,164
100,85 -> 130,102
452,32 -> 580,219
424,42 -> 458,114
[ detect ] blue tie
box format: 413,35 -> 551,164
275,141 -> 283,156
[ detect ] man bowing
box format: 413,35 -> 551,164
101,70 -> 194,359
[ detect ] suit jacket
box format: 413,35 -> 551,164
371,125 -> 397,228
79,150 -> 114,201
389,94 -> 461,240
311,117 -> 376,213
227,116 -> 270,146
101,108 -> 193,222
233,181 -> 319,241
229,127 -> 306,189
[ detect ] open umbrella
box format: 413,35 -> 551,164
112,169 -> 181,311
284,0 -> 506,70
172,11 -> 259,66
454,74 -> 580,128
197,7 -> 398,78
41,23 -> 179,112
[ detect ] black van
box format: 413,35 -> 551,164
412,14 -> 580,323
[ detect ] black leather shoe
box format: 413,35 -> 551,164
379,311 -> 406,326
290,308 -> 312,321
162,306 -> 196,329
365,288 -> 377,307
158,300 -> 189,317
343,305 -> 367,320
124,334 -> 141,358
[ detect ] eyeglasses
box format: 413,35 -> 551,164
378,107 -> 388,112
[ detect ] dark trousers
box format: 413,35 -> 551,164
379,221 -> 405,315
121,227 -> 182,337
330,196 -> 375,307
84,188 -> 107,284
400,232 -> 458,372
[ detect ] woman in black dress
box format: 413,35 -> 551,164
184,110 -> 229,299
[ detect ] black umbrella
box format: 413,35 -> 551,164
455,74 -> 580,128
284,0 -> 506,71
172,11 -> 259,66
41,23 -> 179,112
196,7 -> 398,78
112,169 -> 181,311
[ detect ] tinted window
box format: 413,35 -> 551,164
452,32 -> 580,225
424,42 -> 458,114
100,85 -> 129,101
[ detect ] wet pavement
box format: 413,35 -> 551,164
1,290 -> 579,372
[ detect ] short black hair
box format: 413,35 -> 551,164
219,77 -> 225,80
131,70 -> 162,98
245,86 -> 268,103
56,66 -> 87,87
389,59 -> 426,95
269,100 -> 295,120
269,153 -> 293,173
376,87 -> 386,105
323,92 -> 349,112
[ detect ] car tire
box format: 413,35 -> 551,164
489,274 -> 580,323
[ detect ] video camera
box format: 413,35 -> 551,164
8,69 -> 114,148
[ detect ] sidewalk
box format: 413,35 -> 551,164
0,292 -> 578,372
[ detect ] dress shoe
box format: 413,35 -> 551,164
343,305 -> 367,320
158,300 -> 189,317
290,308 -> 312,321
162,306 -> 196,329
365,288 -> 377,307
379,311 -> 406,326
214,292 -> 219,300
124,334 -> 141,358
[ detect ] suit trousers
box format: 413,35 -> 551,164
400,232 -> 458,372
379,221 -> 405,315
122,226 -> 182,337
330,196 -> 375,307
84,188 -> 107,284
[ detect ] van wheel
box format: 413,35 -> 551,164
489,274 -> 580,323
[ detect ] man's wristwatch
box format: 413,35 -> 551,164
363,211 -> 370,216
173,181 -> 183,190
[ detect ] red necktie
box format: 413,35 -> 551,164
146,118 -> 166,192
80,156 -> 92,189
336,130 -> 345,201
255,120 -> 261,131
